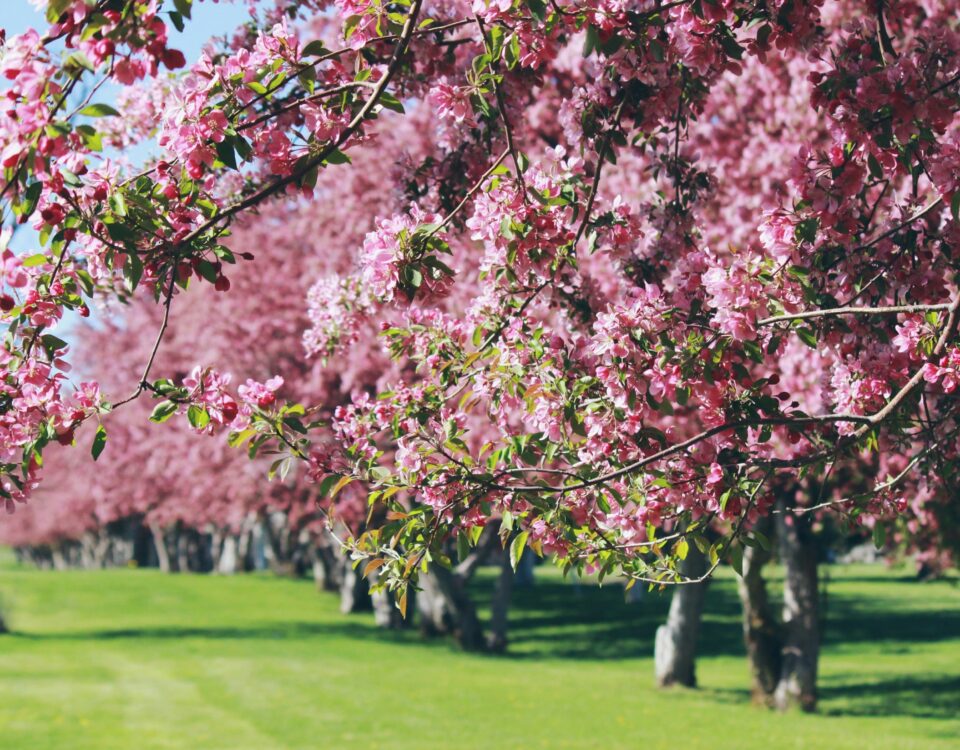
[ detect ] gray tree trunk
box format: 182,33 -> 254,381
368,568 -> 407,629
217,534 -> 242,574
654,539 -> 708,687
175,524 -> 191,573
424,563 -> 486,651
774,494 -> 819,712
736,517 -> 782,703
339,561 -> 372,614
51,543 -> 69,571
250,520 -> 268,571
150,525 -> 172,573
486,552 -> 515,652
417,566 -> 452,636
311,538 -> 344,593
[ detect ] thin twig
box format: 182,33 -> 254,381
758,302 -> 951,326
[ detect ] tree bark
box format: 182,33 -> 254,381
311,536 -> 344,593
339,559 -> 372,614
423,563 -> 486,651
417,566 -> 451,636
368,568 -> 408,629
774,493 -> 819,712
736,517 -> 782,703
51,543 -> 69,571
654,538 -> 708,687
486,552 -> 515,652
175,523 -> 191,573
217,533 -> 243,574
150,524 -> 172,573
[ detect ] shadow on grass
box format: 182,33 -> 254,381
817,674 -> 960,720
10,622 -> 383,642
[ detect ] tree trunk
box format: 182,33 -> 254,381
486,552 -> 515,652
654,538 -> 708,687
51,543 -> 69,571
368,568 -> 408,629
175,524 -> 191,573
417,566 -> 452,636
150,524 -> 172,573
261,511 -> 294,575
217,534 -> 242,574
774,493 -> 819,712
249,519 -> 268,571
339,560 -> 372,614
736,517 -> 782,703
424,563 -> 486,651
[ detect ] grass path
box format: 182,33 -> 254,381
1,554 -> 958,749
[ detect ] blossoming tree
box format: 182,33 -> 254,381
3,0 -> 960,710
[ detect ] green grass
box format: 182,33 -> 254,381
0,550 -> 958,750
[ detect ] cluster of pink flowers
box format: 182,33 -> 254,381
922,347 -> 960,394
701,257 -> 767,341
303,274 -> 375,361
358,206 -> 448,303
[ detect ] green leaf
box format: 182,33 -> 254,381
187,405 -> 210,430
302,40 -> 328,57
64,51 -> 95,71
456,532 -> 470,563
173,0 -> 193,19
22,254 -> 49,268
228,428 -> 257,448
728,543 -> 744,577
796,327 -> 818,348
124,252 -> 144,292
329,475 -> 353,498
91,424 -> 107,460
324,148 -> 351,165
742,339 -> 764,364
753,530 -> 771,552
20,182 -> 42,218
78,103 -> 121,118
149,401 -> 178,423
872,523 -> 887,550
168,10 -> 185,33
195,258 -> 218,284
214,138 -> 238,170
583,24 -> 600,57
41,334 -> 68,353
509,531 -> 530,571
952,191 -> 960,223
75,268 -> 95,296
316,474 -> 340,498
109,191 -> 127,218
379,92 -> 405,114
282,415 -> 307,434
47,0 -> 71,21
527,0 -> 547,21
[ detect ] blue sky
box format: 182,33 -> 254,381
4,1 -> 252,58
3,1 -> 253,252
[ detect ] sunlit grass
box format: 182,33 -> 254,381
0,553 -> 957,750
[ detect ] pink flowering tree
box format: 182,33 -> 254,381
4,0 -> 960,708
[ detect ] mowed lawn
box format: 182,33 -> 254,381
0,551 -> 958,750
